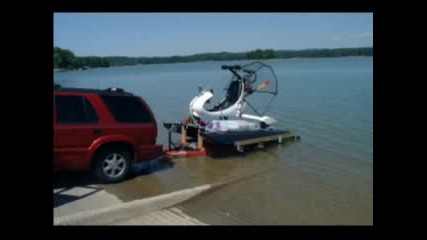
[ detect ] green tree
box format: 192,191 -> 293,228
54,47 -> 77,69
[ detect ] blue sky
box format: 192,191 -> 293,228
54,13 -> 373,57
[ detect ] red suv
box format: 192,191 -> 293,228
53,85 -> 163,183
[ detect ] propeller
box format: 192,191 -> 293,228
256,80 -> 271,91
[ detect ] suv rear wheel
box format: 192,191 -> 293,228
94,147 -> 132,183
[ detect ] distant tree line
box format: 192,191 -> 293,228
54,47 -> 109,69
274,47 -> 373,58
247,49 -> 276,59
54,46 -> 373,70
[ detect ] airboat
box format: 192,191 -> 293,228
163,61 -> 300,157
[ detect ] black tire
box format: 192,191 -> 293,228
93,147 -> 132,183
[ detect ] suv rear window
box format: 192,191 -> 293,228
100,95 -> 153,123
55,95 -> 99,124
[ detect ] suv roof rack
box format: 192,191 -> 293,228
105,87 -> 124,93
54,86 -> 134,96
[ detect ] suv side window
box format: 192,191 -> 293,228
100,95 -> 153,123
55,95 -> 99,124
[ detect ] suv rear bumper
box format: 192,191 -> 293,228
136,144 -> 164,162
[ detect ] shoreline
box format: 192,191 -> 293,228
54,55 -> 373,73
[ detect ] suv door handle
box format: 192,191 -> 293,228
93,129 -> 103,135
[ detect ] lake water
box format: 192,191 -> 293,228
54,57 -> 373,225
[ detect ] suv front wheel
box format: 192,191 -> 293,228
94,147 -> 132,183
